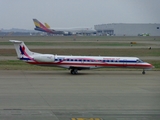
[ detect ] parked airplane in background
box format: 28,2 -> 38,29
33,19 -> 63,34
33,19 -> 96,35
10,40 -> 154,75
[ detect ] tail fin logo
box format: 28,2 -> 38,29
19,45 -> 33,61
33,19 -> 54,33
34,22 -> 40,28
19,45 -> 25,55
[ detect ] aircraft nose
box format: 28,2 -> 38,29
147,63 -> 154,69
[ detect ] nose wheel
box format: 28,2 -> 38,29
142,70 -> 145,74
70,69 -> 78,75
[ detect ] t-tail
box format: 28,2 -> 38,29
9,40 -> 39,61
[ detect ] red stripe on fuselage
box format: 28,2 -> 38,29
26,62 -> 153,69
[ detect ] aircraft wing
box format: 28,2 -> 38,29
69,65 -> 90,70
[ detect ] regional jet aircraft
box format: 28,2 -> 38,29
33,19 -> 96,35
10,40 -> 154,75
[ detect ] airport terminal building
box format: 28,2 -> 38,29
94,23 -> 160,36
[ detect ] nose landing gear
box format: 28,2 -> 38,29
142,69 -> 145,74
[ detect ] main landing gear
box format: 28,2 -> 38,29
70,69 -> 78,75
142,69 -> 145,74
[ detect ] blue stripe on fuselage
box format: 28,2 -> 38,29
34,28 -> 47,32
54,58 -> 139,63
20,58 -> 31,61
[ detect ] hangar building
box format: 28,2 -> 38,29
94,23 -> 160,36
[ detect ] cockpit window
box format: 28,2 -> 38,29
136,59 -> 143,63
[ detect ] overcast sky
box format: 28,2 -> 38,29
1,0 -> 160,29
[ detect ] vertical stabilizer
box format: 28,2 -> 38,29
33,19 -> 45,29
9,40 -> 32,59
33,19 -> 54,33
44,23 -> 50,28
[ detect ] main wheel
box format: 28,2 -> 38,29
70,69 -> 78,75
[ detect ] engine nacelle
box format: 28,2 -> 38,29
33,54 -> 54,62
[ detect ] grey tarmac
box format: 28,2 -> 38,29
0,70 -> 159,120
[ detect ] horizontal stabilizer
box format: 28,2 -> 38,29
9,40 -> 23,43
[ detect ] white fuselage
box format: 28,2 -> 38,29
24,54 -> 153,70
